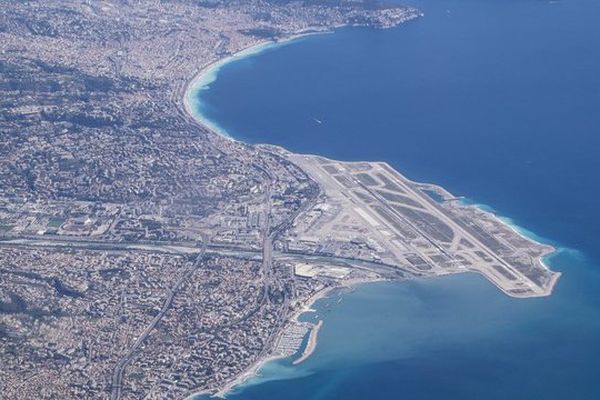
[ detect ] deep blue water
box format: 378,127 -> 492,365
192,0 -> 600,398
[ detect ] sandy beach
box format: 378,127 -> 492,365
183,30 -> 332,141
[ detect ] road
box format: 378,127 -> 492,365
0,237 -> 414,278
110,242 -> 206,400
261,185 -> 274,305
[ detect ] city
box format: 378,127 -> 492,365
0,1 -> 560,399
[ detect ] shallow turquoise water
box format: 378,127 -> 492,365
196,250 -> 600,400
191,0 -> 600,398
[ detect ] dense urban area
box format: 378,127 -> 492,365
0,1 -> 558,399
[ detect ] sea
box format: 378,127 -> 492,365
190,0 -> 600,398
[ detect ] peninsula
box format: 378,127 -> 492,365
0,1 -> 558,399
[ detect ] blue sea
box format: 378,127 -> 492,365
191,0 -> 600,398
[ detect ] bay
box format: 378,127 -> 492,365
191,0 -> 600,398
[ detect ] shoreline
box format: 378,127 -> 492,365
293,320 -> 323,365
183,29 -> 333,140
271,146 -> 562,298
377,160 -> 561,297
205,284 -> 343,399
180,23 -> 562,399
184,286 -> 332,399
456,197 -> 562,296
188,277 -> 384,399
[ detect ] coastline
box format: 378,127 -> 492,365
183,30 -> 333,140
457,197 -> 562,296
392,174 -> 561,296
180,29 -> 357,400
180,22 -> 562,399
293,320 -> 323,365
205,284 -> 342,399
188,277 -> 384,399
